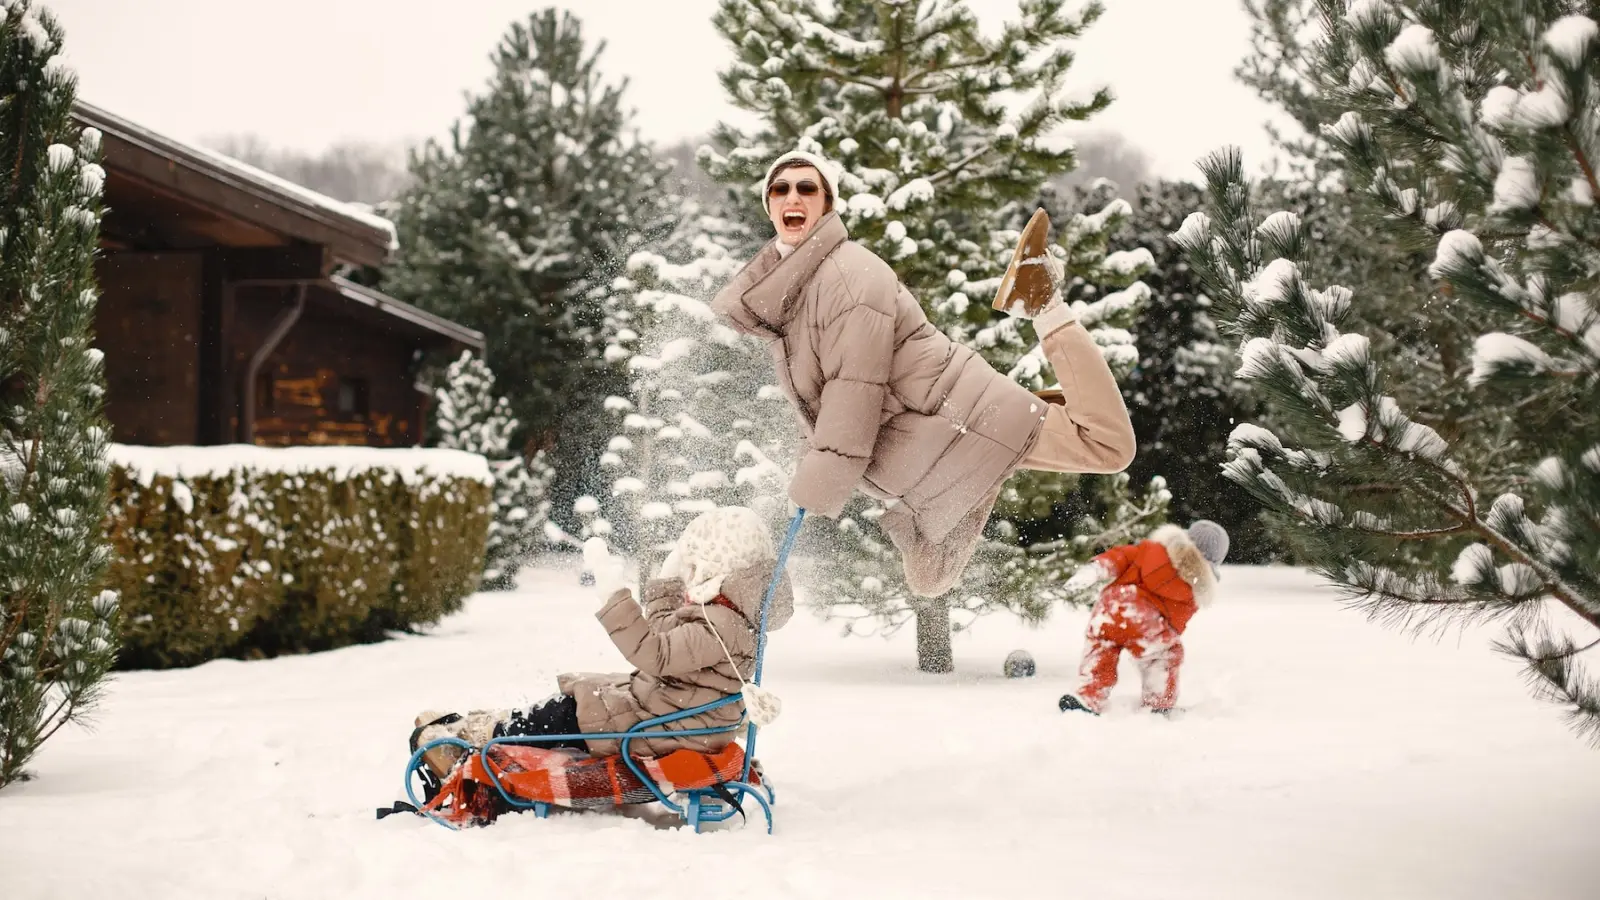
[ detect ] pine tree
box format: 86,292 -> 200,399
0,1 -> 119,787
1177,1 -> 1600,740
432,351 -> 553,591
1238,0 -> 1504,526
703,0 -> 1165,671
382,8 -> 676,522
576,207 -> 795,582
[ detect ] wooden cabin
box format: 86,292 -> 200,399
77,101 -> 483,448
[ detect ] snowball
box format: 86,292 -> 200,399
611,477 -> 645,496
640,502 -> 674,520
573,495 -> 600,515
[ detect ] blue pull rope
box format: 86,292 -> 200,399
752,508 -> 805,687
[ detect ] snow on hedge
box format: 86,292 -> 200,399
107,444 -> 493,487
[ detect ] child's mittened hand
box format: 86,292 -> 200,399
582,537 -> 630,598
1063,559 -> 1112,594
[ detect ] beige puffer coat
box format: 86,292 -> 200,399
713,212 -> 1114,596
557,562 -> 793,757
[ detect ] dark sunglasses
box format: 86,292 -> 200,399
768,179 -> 822,199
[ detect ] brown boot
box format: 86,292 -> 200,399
992,207 -> 1059,318
410,711 -> 465,779
409,709 -> 508,779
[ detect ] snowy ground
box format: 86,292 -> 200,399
3,558 -> 1598,900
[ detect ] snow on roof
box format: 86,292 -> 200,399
72,100 -> 398,253
186,142 -> 400,251
108,444 -> 492,487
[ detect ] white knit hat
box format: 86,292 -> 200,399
763,150 -> 841,212
657,506 -> 775,605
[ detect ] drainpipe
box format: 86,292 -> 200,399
240,284 -> 307,444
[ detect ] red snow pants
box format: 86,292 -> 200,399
1075,584 -> 1184,712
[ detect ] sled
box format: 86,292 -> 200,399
399,509 -> 806,834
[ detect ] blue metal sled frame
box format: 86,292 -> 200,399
404,509 -> 805,834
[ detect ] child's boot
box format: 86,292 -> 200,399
409,708 -> 510,778
1058,694 -> 1100,715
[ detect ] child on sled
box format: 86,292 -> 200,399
409,506 -> 793,777
1058,520 -> 1229,716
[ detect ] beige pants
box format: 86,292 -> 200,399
1018,317 -> 1137,475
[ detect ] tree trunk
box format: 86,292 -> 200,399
914,599 -> 953,673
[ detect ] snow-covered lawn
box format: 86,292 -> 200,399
3,560 -> 1597,900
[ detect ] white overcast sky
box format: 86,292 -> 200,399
45,0 -> 1292,180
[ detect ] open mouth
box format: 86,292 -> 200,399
782,210 -> 807,229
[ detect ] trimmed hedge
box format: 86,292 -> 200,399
103,446 -> 492,669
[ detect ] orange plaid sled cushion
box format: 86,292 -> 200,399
421,741 -> 758,827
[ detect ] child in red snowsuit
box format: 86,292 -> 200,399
1058,521 -> 1228,715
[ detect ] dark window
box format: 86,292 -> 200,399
337,377 -> 369,418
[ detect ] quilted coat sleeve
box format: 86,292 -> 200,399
639,577 -> 686,627
1094,544 -> 1138,581
788,266 -> 895,518
597,589 -> 733,678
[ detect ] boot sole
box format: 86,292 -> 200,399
993,208 -> 1055,316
